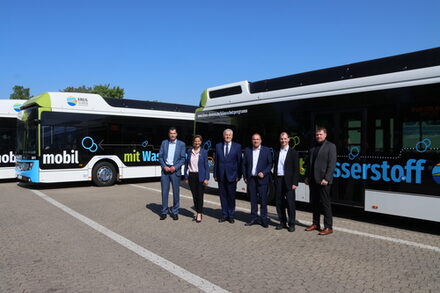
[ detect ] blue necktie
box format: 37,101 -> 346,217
225,143 -> 229,157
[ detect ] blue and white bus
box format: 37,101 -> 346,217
195,47 -> 440,222
16,92 -> 196,185
0,99 -> 25,180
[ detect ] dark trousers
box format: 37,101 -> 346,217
275,176 -> 296,227
309,183 -> 333,229
188,172 -> 204,213
247,176 -> 269,224
218,180 -> 237,219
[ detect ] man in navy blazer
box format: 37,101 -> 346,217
242,133 -> 273,228
158,127 -> 186,220
214,129 -> 242,223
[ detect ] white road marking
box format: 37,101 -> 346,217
30,189 -> 230,293
131,184 -> 440,253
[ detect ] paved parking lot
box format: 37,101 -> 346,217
1,180 -> 439,293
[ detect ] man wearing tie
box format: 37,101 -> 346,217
214,129 -> 242,223
273,132 -> 299,232
243,133 -> 273,228
159,127 -> 186,221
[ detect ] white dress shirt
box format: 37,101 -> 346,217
277,146 -> 289,176
251,146 -> 261,176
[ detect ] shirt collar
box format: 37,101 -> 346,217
169,140 -> 177,144
281,146 -> 289,151
253,146 -> 261,151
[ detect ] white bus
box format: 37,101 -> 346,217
16,92 -> 196,185
195,47 -> 440,222
0,99 -> 25,180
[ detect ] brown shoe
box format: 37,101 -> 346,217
305,224 -> 320,231
318,228 -> 333,235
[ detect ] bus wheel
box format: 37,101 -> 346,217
92,162 -> 117,186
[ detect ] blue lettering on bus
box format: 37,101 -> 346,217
142,151 -> 159,162
341,162 -> 350,178
370,164 -> 381,181
334,159 -> 426,184
351,163 -> 361,179
362,163 -> 370,180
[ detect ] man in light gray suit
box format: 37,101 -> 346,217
305,127 -> 337,235
159,127 -> 186,220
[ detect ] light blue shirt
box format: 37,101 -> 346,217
166,140 -> 177,166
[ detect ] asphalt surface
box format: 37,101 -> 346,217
1,180 -> 439,293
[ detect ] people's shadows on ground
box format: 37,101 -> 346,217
146,202 -> 252,223
146,203 -> 195,219
146,202 -> 307,228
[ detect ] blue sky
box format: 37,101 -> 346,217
1,0 -> 439,105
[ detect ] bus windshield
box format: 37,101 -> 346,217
0,118 -> 16,157
16,107 -> 38,156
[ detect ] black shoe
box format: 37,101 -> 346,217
171,213 -> 178,221
160,214 -> 167,220
276,223 -> 287,230
288,226 -> 295,232
228,218 -> 235,224
245,220 -> 257,226
261,222 -> 269,228
218,218 -> 227,223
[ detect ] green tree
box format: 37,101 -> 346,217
10,85 -> 30,100
62,85 -> 93,93
93,84 -> 124,99
61,84 -> 124,99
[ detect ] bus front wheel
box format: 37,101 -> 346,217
92,162 -> 117,186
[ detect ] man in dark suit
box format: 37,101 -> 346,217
214,129 -> 242,223
242,133 -> 273,228
305,127 -> 337,235
158,127 -> 186,221
273,132 -> 299,232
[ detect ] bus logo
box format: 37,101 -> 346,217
67,97 -> 78,106
13,103 -> 22,112
349,146 -> 360,160
433,163 -> 440,184
82,136 -> 98,152
416,138 -> 431,153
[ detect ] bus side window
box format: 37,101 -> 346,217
403,120 -> 440,149
42,125 -> 53,150
373,118 -> 395,154
402,106 -> 440,150
51,126 -> 78,150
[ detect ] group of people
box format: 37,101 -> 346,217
158,126 -> 337,236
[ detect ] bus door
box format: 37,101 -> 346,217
311,110 -> 366,207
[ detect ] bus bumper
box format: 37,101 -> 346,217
16,160 -> 40,183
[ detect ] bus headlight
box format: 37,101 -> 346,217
16,162 -> 34,171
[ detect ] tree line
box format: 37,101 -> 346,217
9,84 -> 125,100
